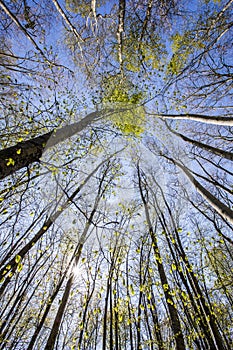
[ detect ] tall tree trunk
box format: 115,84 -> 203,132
0,0 -> 45,57
113,286 -> 119,350
126,250 -> 134,350
51,0 -> 83,42
137,166 -> 186,350
153,182 -> 228,350
44,273 -> 75,350
117,0 -> 125,72
109,281 -> 114,350
164,121 -> 233,161
45,200 -> 99,350
77,278 -> 97,350
0,110 -> 104,179
157,113 -> 233,126
136,246 -> 143,350
0,253 -> 51,348
102,279 -> 110,350
164,156 -> 233,226
149,285 -> 165,350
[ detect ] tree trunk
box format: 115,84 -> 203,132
44,273 -> 74,350
157,113 -> 233,126
164,121 -> 233,161
0,111 -> 103,179
166,156 -> 233,226
137,166 -> 186,350
45,200 -> 99,350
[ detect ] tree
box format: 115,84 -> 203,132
1,0 -> 233,349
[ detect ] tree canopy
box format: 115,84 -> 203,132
0,0 -> 233,349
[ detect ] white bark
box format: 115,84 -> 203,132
153,113 -> 233,126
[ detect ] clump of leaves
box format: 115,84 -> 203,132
167,31 -> 205,75
102,78 -> 145,136
124,38 -> 165,72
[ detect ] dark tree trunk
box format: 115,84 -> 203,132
0,111 -> 102,179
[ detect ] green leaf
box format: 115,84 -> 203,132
17,263 -> 23,272
15,255 -> 21,263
